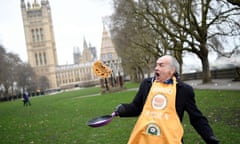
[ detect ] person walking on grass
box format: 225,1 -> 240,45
114,55 -> 219,144
23,91 -> 31,106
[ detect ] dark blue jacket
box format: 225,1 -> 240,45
23,93 -> 29,101
120,77 -> 216,143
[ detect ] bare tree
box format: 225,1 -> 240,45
110,0 -> 240,83
0,45 -> 7,98
0,45 -> 37,99
38,76 -> 49,91
109,0 -> 158,81
0,45 -> 6,82
16,62 -> 37,93
0,51 -> 22,98
227,0 -> 240,6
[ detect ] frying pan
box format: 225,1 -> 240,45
87,112 -> 117,128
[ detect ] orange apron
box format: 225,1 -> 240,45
127,77 -> 183,144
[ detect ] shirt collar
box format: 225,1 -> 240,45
164,78 -> 173,84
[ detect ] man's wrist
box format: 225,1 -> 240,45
114,104 -> 126,115
206,136 -> 219,144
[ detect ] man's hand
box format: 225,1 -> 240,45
114,104 -> 126,116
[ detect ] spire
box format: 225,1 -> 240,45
41,0 -> 49,6
102,17 -> 106,32
21,0 -> 26,9
27,2 -> 31,9
32,0 -> 40,8
83,37 -> 88,49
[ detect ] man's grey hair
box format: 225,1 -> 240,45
169,56 -> 180,73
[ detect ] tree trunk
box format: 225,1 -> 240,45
138,66 -> 145,81
4,86 -> 9,100
147,64 -> 152,78
179,63 -> 183,79
199,47 -> 212,83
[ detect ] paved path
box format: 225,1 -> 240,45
184,79 -> 240,90
72,79 -> 239,99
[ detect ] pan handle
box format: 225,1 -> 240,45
111,111 -> 118,117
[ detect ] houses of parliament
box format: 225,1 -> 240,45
20,0 -> 123,90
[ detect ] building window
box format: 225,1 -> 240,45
108,53 -> 112,59
39,53 -> 42,65
43,52 -> 47,64
35,53 -> 38,65
102,54 -> 105,60
32,29 -> 35,42
36,29 -> 39,41
40,28 -> 44,41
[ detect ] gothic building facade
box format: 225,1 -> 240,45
99,25 -> 124,91
100,25 -> 123,78
20,0 -> 122,90
73,38 -> 97,64
56,38 -> 98,89
21,0 -> 58,89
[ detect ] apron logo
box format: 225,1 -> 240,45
152,94 -> 167,110
146,123 -> 160,136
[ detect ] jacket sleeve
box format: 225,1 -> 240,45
118,78 -> 152,117
184,85 -> 217,143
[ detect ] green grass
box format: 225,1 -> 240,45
0,82 -> 239,144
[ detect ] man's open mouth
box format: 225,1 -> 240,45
155,72 -> 160,77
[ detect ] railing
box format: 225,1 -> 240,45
181,67 -> 239,81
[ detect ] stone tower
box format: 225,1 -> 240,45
100,25 -> 118,62
100,25 -> 122,75
73,46 -> 81,64
20,0 -> 58,89
99,24 -> 124,91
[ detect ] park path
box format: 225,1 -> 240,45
73,78 -> 240,99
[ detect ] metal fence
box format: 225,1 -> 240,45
181,67 -> 239,81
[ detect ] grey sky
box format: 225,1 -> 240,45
0,0 -> 113,65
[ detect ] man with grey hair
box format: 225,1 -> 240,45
114,55 -> 219,144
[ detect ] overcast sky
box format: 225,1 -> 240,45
0,0 -> 113,65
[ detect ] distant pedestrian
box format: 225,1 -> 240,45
23,92 -> 31,106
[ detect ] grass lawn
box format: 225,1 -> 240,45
0,82 -> 239,144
